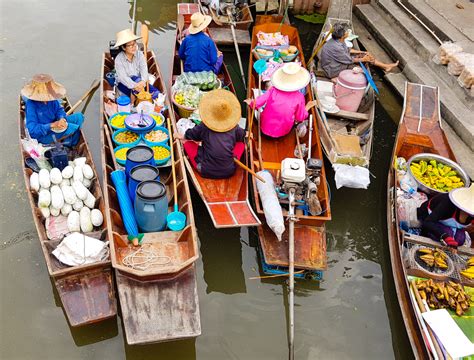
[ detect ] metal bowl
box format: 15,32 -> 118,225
407,153 -> 471,195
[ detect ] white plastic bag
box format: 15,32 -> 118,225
176,118 -> 196,135
20,138 -> 51,170
447,52 -> 474,76
433,42 -> 463,65
52,232 -> 109,266
256,171 -> 285,241
396,189 -> 427,228
399,173 -> 418,196
333,164 -> 370,189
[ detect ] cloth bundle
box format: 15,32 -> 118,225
447,52 -> 474,76
433,42 -> 463,65
52,232 -> 109,266
458,63 -> 474,89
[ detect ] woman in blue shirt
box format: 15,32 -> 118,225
21,74 -> 84,146
178,12 -> 223,73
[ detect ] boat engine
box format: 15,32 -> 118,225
217,0 -> 246,21
305,158 -> 323,215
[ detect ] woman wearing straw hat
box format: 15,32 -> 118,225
114,28 -> 159,99
22,74 -> 84,146
178,12 -> 223,74
418,184 -> 474,248
246,63 -> 317,138
174,89 -> 246,179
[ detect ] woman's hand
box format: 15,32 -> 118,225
244,98 -> 252,106
305,100 -> 317,111
51,119 -> 67,131
134,80 -> 146,92
174,132 -> 184,140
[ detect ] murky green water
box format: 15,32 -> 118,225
1,1 -> 413,359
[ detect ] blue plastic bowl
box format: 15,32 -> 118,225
143,126 -> 170,147
112,128 -> 141,147
149,144 -> 171,166
149,112 -> 165,127
114,144 -> 135,166
254,46 -> 274,61
109,112 -> 131,131
281,50 -> 299,62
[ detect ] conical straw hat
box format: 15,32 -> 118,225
449,183 -> 474,216
271,62 -> 310,92
188,12 -> 212,35
115,28 -> 141,48
21,74 -> 66,101
199,89 -> 241,133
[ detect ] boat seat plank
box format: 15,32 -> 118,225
228,201 -> 260,226
55,267 -> 116,327
207,203 -> 236,227
334,110 -> 370,121
208,28 -> 251,46
116,266 -> 201,345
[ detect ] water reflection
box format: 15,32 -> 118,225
131,0 -> 180,34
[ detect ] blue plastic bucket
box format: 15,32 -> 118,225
117,96 -> 131,113
128,164 -> 160,204
134,180 -> 168,232
125,145 -> 155,177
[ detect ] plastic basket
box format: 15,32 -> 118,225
112,129 -> 141,147
109,112 -> 131,131
143,126 -> 170,147
172,93 -> 196,118
281,50 -> 299,62
114,144 -> 135,166
149,144 -> 172,165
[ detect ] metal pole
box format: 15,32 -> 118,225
288,187 -> 295,360
307,114 -> 313,160
131,0 -> 137,31
228,15 -> 247,89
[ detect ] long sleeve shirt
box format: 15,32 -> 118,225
251,87 -> 308,138
114,50 -> 148,90
320,38 -> 353,78
26,100 -> 66,139
185,123 -> 245,179
179,32 -> 218,73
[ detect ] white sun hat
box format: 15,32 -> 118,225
449,184 -> 474,216
115,28 -> 141,48
188,12 -> 212,35
271,62 -> 310,92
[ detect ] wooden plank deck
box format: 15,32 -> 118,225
208,28 -> 251,46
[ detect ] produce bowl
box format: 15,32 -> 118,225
143,126 -> 170,147
253,46 -> 274,61
125,113 -> 156,135
114,144 -> 135,166
281,50 -> 299,62
407,153 -> 470,195
149,144 -> 171,166
172,92 -> 197,118
199,78 -> 222,92
109,112 -> 131,130
150,112 -> 165,127
112,129 -> 141,147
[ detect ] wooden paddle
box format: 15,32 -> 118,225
226,7 -> 246,89
177,15 -> 185,73
234,157 -> 265,183
308,25 -> 333,65
141,24 -> 150,94
66,80 -> 100,115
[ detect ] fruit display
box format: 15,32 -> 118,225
174,85 -> 202,109
409,158 -> 465,192
110,113 -> 128,129
115,147 -> 129,161
178,71 -> 219,91
460,257 -> 474,280
280,45 -> 298,57
144,129 -> 168,143
114,130 -> 139,144
151,146 -> 170,161
256,48 -> 273,57
150,113 -> 164,126
414,279 -> 471,316
417,247 -> 449,269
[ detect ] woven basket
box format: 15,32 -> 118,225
172,92 -> 196,118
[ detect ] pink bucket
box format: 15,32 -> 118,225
334,67 -> 367,112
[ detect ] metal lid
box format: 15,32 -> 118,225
130,164 -> 159,182
126,145 -> 154,163
136,180 -> 166,200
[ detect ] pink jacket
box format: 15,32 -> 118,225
251,87 -> 308,138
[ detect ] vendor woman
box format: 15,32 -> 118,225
246,63 -> 316,138
22,74 -> 83,146
174,89 -> 245,179
114,28 -> 159,99
418,184 -> 474,248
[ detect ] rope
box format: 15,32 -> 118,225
122,244 -> 171,270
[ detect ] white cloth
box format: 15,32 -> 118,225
114,51 -> 148,89
52,232 -> 108,266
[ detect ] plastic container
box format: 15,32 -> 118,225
149,144 -> 171,166
334,67 -> 367,112
128,164 -> 160,204
117,96 -> 131,113
149,112 -> 165,127
109,112 -> 131,130
114,144 -> 134,166
105,72 -> 116,87
124,113 -> 156,135
143,126 -> 170,147
125,145 -> 155,177
134,180 -> 168,232
112,129 -> 141,146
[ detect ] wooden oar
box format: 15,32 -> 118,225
66,80 -> 100,115
226,8 -> 246,89
288,187 -> 296,360
234,158 -> 265,183
308,26 -> 333,65
141,24 -> 150,94
177,15 -> 185,73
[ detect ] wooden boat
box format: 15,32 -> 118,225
248,19 -> 331,273
387,82 -> 473,358
18,98 -> 116,327
308,2 -> 375,168
183,1 -> 252,46
100,50 -> 201,344
170,10 -> 260,229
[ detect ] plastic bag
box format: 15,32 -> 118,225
396,189 -> 427,228
52,232 -> 109,266
20,138 -> 51,170
135,101 -> 154,115
333,164 -> 370,189
176,118 -> 196,135
256,171 -> 285,241
457,63 -> 474,89
447,52 -> 474,76
399,173 -> 418,196
432,42 -> 463,65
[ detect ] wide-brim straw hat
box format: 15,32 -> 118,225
271,62 -> 310,92
188,12 -> 212,35
449,184 -> 474,216
21,74 -> 66,101
115,28 -> 141,48
199,89 -> 241,133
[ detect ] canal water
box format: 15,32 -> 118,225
0,0 -> 413,359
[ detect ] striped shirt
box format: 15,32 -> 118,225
114,50 -> 148,89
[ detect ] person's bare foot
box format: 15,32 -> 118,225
384,61 -> 399,72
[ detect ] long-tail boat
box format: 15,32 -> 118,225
248,19 -> 331,275
100,49 -> 201,345
308,3 -> 375,168
19,97 -> 116,326
170,8 -> 260,229
387,82 -> 473,358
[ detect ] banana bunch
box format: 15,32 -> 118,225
410,159 -> 465,192
415,279 -> 471,316
460,257 -> 474,280
417,248 -> 449,269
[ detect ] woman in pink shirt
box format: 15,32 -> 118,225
247,63 -> 316,138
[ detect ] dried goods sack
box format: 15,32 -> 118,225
457,64 -> 474,88
52,232 -> 109,266
433,42 -> 463,65
447,53 -> 474,76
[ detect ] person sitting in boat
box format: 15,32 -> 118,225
245,63 -> 316,139
174,89 -> 245,179
319,22 -> 399,80
178,12 -> 223,74
417,184 -> 474,248
114,28 -> 159,100
22,74 -> 83,146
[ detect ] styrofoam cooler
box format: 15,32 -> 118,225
334,67 -> 367,112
